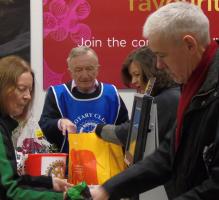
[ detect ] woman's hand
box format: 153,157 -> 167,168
52,177 -> 73,192
90,186 -> 109,200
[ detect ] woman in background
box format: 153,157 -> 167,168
95,46 -> 179,146
0,55 -> 71,200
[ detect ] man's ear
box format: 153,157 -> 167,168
182,35 -> 197,54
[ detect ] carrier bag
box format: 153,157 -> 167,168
68,132 -> 126,185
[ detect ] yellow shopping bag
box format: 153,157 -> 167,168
68,133 -> 126,185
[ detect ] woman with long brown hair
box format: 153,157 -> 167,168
95,46 -> 179,145
0,55 -> 72,200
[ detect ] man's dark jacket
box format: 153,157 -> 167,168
103,43 -> 219,200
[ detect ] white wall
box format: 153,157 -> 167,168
30,0 -> 134,121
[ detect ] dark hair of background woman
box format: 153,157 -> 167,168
121,46 -> 177,96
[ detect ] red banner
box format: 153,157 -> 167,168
43,0 -> 219,89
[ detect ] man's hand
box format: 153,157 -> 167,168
90,186 -> 109,200
59,118 -> 77,135
52,177 -> 73,192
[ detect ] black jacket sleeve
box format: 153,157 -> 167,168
18,175 -> 53,189
102,130 -> 173,199
154,87 -> 179,143
39,87 -> 64,149
115,96 -> 129,125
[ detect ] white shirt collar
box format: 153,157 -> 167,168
71,79 -> 99,93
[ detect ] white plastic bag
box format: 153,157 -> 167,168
12,113 -> 51,175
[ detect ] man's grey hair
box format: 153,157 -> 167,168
67,46 -> 99,69
143,2 -> 210,46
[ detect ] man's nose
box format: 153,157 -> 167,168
81,69 -> 90,77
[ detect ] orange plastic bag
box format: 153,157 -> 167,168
68,133 -> 126,185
